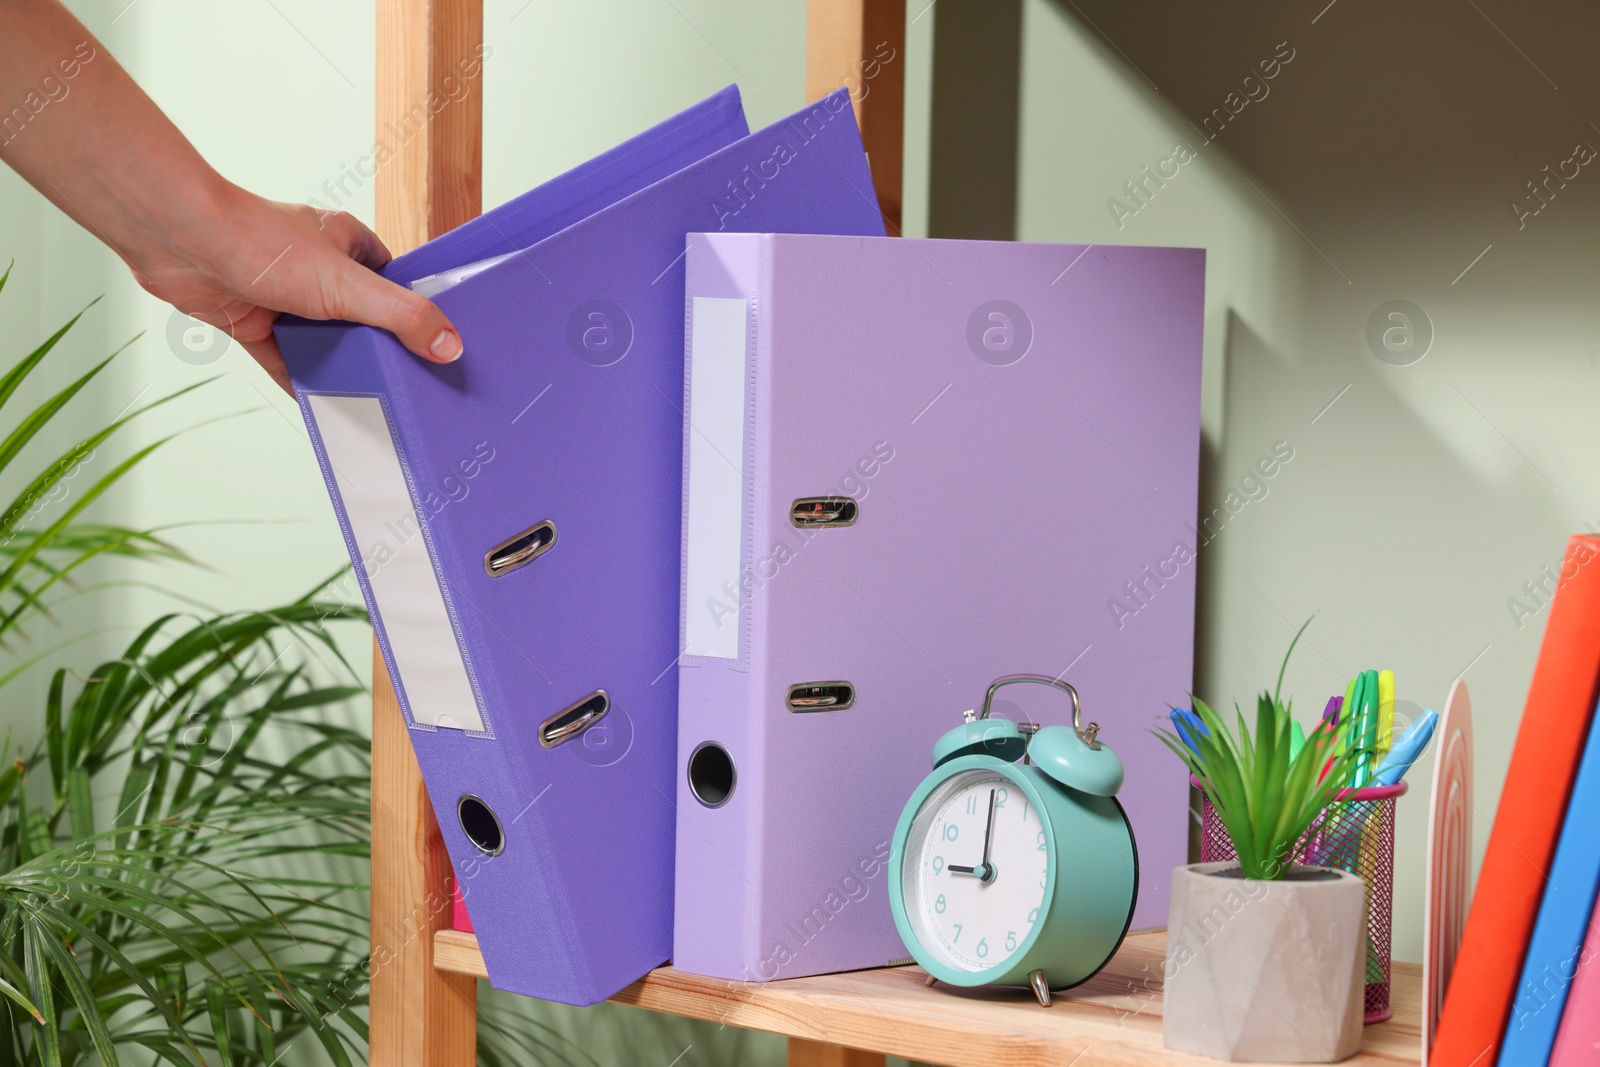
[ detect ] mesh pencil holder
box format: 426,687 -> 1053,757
1193,777 -> 1407,1024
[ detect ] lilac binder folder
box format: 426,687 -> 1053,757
277,89 -> 885,1005
675,233 -> 1203,981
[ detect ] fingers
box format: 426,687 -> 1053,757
205,202 -> 459,379
329,257 -> 463,364
183,302 -> 294,394
319,209 -> 393,272
239,335 -> 294,396
314,211 -> 461,363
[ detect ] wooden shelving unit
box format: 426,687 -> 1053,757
366,2 -> 1426,1064
433,929 -> 1423,1067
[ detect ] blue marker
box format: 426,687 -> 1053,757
1170,707 -> 1209,754
1372,708 -> 1438,786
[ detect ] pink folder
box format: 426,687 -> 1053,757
1550,903 -> 1600,1064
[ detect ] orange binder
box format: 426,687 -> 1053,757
1431,534 -> 1600,1065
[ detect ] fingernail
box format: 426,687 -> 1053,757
430,329 -> 463,362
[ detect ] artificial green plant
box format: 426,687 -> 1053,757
1156,621 -> 1370,880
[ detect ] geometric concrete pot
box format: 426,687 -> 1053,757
1163,862 -> 1367,1063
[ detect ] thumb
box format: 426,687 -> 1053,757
330,259 -> 463,364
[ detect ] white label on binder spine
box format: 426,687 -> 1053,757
307,394 -> 486,732
683,297 -> 749,661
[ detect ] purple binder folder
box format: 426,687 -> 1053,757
675,232 -> 1203,981
277,89 -> 884,1005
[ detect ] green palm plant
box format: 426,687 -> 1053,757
1156,621 -> 1369,879
1,596 -> 374,1066
0,282 -> 202,656
0,267 -> 377,1065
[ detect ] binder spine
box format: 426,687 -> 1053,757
740,245 -> 776,978
289,327 -> 407,721
293,341 -> 491,738
369,374 -> 497,739
675,234 -> 772,978
287,324 -> 585,996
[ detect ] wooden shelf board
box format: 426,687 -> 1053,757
433,929 -> 1422,1067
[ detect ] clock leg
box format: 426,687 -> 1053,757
1029,969 -> 1051,1007
924,973 -> 938,987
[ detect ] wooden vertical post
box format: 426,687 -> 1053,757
375,0 -> 484,251
786,1038 -> 889,1067
370,3 -> 483,1066
805,0 -> 906,231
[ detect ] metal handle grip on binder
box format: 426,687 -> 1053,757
790,497 -> 859,528
786,681 -> 856,712
484,521 -> 557,577
540,691 -> 610,748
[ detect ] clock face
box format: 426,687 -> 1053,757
900,768 -> 1050,973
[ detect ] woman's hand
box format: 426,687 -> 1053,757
130,183 -> 463,393
0,0 -> 461,394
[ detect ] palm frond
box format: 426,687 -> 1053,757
0,285 -> 375,1065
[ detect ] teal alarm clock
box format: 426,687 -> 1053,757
888,675 -> 1139,1006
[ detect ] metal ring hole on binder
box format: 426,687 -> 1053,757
785,681 -> 856,712
457,795 -> 505,856
539,690 -> 609,749
484,520 -> 557,577
687,742 -> 736,808
789,497 -> 858,528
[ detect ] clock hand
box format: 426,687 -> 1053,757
975,788 -> 998,883
948,791 -> 1002,879
979,790 -> 992,870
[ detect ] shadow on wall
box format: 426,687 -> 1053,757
927,0 -> 1022,240
1209,307 -> 1574,695
948,0 -> 1600,715
1045,0 -> 1600,727
1048,0 -> 1600,318
933,0 -> 1600,967
1052,0 -> 1600,230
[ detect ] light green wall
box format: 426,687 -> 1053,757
3,0 -> 380,677
2,0 -> 1581,1054
1015,0 -> 1600,971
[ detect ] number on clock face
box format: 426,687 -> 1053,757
906,770 -> 1049,972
